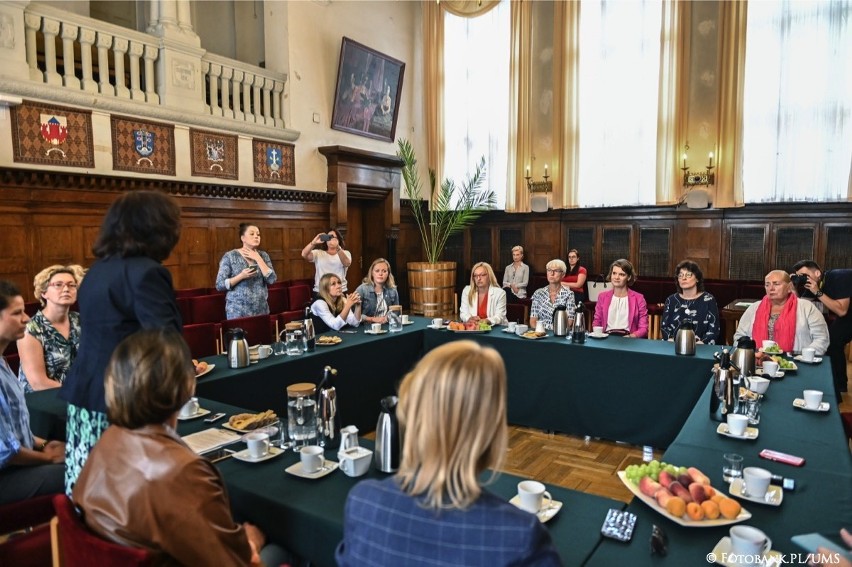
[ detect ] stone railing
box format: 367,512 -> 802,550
202,53 -> 286,129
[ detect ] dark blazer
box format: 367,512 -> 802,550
60,256 -> 181,413
336,477 -> 562,567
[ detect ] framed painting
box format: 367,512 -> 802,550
331,37 -> 405,142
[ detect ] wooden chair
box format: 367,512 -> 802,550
188,294 -> 226,325
51,494 -> 152,567
0,493 -> 55,567
182,323 -> 222,358
221,314 -> 275,346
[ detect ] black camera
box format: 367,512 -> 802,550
790,273 -> 808,287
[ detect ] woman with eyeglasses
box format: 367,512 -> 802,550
460,262 -> 507,326
593,259 -> 648,338
529,259 -> 576,331
17,265 -> 86,393
660,260 -> 720,344
561,249 -> 587,303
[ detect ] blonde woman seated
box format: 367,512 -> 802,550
733,270 -> 829,354
18,264 -> 85,392
459,262 -> 507,326
310,273 -> 361,331
336,340 -> 561,566
529,259 -> 576,331
354,258 -> 400,324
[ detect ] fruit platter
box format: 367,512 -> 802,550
446,320 -> 492,333
766,355 -> 797,373
619,461 -> 751,527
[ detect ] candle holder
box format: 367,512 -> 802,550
526,172 -> 552,193
682,160 -> 715,187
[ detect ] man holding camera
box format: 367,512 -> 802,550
792,260 -> 852,397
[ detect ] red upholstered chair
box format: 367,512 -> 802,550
188,294 -> 226,325
51,494 -> 152,567
0,493 -> 55,567
24,302 -> 41,317
287,285 -> 312,312
222,315 -> 275,346
176,297 -> 193,326
505,303 -> 528,325
278,310 -> 305,326
268,280 -> 289,290
173,287 -> 211,299
267,286 -> 290,314
290,278 -> 314,288
182,323 -> 222,359
5,353 -> 20,375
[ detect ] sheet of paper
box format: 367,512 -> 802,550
735,301 -> 757,308
181,428 -> 241,454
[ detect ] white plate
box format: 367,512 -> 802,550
617,471 -> 751,527
503,328 -> 519,334
177,408 -> 211,421
588,333 -> 609,339
364,329 -> 388,335
520,333 -> 549,340
792,398 -> 830,412
316,337 -> 343,346
427,324 -> 447,330
285,459 -> 339,479
793,355 -> 823,364
758,347 -> 784,355
195,363 -> 216,378
716,423 -> 759,440
509,496 -> 563,523
754,368 -> 784,378
402,321 -> 415,325
728,478 -> 783,506
710,537 -> 782,566
232,446 -> 285,463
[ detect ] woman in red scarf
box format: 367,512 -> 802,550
733,270 -> 829,354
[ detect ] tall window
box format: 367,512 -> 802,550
443,2 -> 510,209
577,0 -> 662,207
742,1 -> 852,202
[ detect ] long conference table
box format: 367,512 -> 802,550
26,317 -> 852,566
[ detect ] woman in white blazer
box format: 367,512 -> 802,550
459,262 -> 507,326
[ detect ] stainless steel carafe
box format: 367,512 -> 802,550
317,366 -> 340,449
571,303 -> 586,343
227,328 -> 250,369
731,336 -> 756,376
675,320 -> 696,356
553,305 -> 571,337
374,395 -> 400,473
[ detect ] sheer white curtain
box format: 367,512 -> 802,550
742,1 -> 852,203
443,2 -> 510,209
577,0 -> 662,207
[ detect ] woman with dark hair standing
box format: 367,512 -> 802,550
60,190 -> 183,494
302,229 -> 352,294
215,223 -> 276,319
561,249 -> 587,303
660,260 -> 720,344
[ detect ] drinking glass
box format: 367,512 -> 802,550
745,397 -> 761,425
722,452 -> 744,483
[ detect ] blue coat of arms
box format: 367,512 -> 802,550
134,130 -> 155,157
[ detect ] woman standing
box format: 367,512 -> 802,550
60,190 -> 183,494
355,258 -> 400,324
593,259 -> 648,338
215,223 -> 276,319
310,274 -> 361,331
17,264 -> 85,392
502,245 -> 529,302
460,262 -> 507,326
561,249 -> 587,303
660,261 -> 720,344
336,340 -> 561,566
302,230 -> 352,294
529,259 -> 576,331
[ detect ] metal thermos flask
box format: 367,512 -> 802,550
675,320 -> 696,356
227,328 -> 250,369
374,396 -> 400,473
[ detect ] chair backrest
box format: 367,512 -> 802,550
4,353 -> 20,375
287,285 -> 312,312
290,278 -> 314,288
221,314 -> 275,345
24,301 -> 41,317
182,323 -> 222,358
505,303 -> 528,325
51,494 -> 152,567
278,310 -> 305,326
188,294 -> 226,325
173,287 -> 212,299
267,286 -> 290,314
176,297 -> 194,325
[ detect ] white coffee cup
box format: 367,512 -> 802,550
761,340 -> 776,350
371,322 -> 382,333
729,525 -> 771,562
431,318 -> 443,328
507,321 -> 517,332
801,347 -> 816,362
249,345 -> 272,361
399,314 -> 409,324
515,324 -> 528,336
742,467 -> 772,499
726,413 -> 749,437
534,321 -> 545,334
180,397 -> 200,418
803,389 -> 823,409
517,480 -> 552,514
245,432 -> 270,459
593,326 -> 604,336
300,445 -> 325,473
761,360 -> 779,377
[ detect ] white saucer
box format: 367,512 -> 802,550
758,347 -> 784,355
427,324 -> 445,330
588,332 -> 609,339
793,398 -> 830,412
177,408 -> 211,421
710,537 -> 781,566
195,364 -> 216,378
285,460 -> 339,479
364,329 -> 388,335
232,446 -> 284,463
503,328 -> 518,334
793,355 -> 822,364
728,478 -> 783,506
754,368 -> 784,378
716,423 -> 759,440
401,321 -> 415,325
508,496 -> 563,523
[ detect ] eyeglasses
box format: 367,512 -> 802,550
546,269 -> 564,274
677,272 -> 695,280
473,272 -> 489,278
47,282 -> 77,290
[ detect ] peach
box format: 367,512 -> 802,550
639,476 -> 662,498
666,496 -> 686,518
686,501 -> 705,521
719,498 -> 742,519
688,467 -> 711,485
689,482 -> 708,504
701,500 -> 721,520
655,487 -> 674,508
669,481 -> 693,503
658,470 -> 676,489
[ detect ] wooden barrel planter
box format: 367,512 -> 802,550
407,261 -> 456,318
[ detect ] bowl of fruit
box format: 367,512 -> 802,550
447,320 -> 492,333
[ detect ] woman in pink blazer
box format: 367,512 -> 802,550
593,259 -> 648,338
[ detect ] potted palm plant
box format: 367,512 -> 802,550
397,138 -> 495,317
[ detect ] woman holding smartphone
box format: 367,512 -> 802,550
302,229 -> 352,294
216,223 -> 277,319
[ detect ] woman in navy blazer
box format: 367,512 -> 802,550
336,340 -> 561,566
60,190 -> 183,493
593,259 -> 649,338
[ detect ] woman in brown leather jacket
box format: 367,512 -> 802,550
72,329 -> 281,566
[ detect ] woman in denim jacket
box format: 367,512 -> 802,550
355,259 -> 400,324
